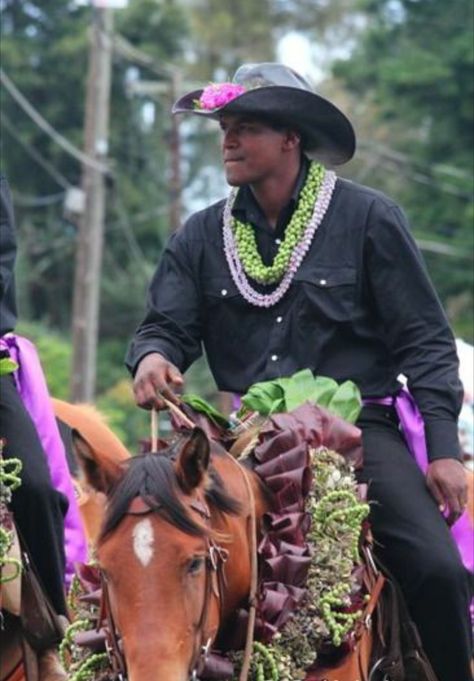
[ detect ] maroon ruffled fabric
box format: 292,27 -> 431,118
199,402 -> 364,679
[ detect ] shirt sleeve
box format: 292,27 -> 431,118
364,198 -> 463,461
125,227 -> 203,375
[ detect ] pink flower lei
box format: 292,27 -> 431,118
195,82 -> 246,111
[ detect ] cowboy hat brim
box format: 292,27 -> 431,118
172,86 -> 355,166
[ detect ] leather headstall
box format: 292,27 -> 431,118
98,494 -> 229,681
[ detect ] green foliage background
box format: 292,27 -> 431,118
1,0 -> 472,445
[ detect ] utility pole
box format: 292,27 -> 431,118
70,6 -> 113,402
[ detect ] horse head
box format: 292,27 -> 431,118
74,427 -> 266,681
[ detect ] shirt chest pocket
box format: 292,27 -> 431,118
201,275 -> 243,311
293,266 -> 357,323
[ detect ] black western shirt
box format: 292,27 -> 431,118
126,164 -> 463,462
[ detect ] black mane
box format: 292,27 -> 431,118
101,437 -> 241,539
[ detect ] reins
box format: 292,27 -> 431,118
155,400 -> 259,681
223,448 -> 258,681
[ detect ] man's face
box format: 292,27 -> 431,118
219,114 -> 295,187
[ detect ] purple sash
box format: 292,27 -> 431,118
366,388 -> 473,574
1,334 -> 87,585
233,390 -> 473,572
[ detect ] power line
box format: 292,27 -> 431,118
0,68 -> 110,174
358,140 -> 474,183
112,33 -> 177,79
12,190 -> 65,208
356,148 -> 473,200
108,184 -> 156,280
1,113 -> 72,189
416,239 -> 472,259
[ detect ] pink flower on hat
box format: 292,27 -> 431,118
196,82 -> 246,110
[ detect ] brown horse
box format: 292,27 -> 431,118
73,426 -> 270,681
51,398 -> 130,545
0,399 -> 130,681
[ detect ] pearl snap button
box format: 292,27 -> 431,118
271,354 -> 278,361
276,316 -> 283,323
275,238 -> 281,245
221,289 -> 227,296
319,279 -> 327,286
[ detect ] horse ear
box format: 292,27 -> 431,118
175,427 -> 210,492
72,430 -> 124,494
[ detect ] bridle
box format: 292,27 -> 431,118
187,498 -> 230,680
98,494 -> 231,681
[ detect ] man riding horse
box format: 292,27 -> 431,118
1,175 -> 87,681
126,63 -> 472,681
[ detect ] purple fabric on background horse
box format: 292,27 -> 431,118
1,333 -> 87,585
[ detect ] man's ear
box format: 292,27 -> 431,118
282,129 -> 302,151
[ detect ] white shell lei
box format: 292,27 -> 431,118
223,170 -> 337,308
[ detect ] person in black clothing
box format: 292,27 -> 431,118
126,63 -> 472,681
0,175 -> 68,680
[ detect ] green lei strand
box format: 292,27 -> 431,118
0,456 -> 23,584
232,162 -> 325,285
231,448 -> 370,680
68,653 -> 109,681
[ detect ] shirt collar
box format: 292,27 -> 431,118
231,156 -> 310,229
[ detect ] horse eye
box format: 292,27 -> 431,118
187,556 -> 205,575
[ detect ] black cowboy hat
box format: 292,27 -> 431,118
172,62 -> 356,166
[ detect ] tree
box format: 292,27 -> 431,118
0,0 -> 189,346
332,0 -> 474,337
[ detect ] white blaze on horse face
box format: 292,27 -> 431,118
132,518 -> 154,567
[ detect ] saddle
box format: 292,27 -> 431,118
1,518 -> 65,681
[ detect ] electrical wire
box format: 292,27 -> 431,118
0,68 -> 110,174
358,140 -> 474,183
355,148 -> 473,200
108,185 -> 156,280
12,190 -> 65,208
1,113 -> 73,189
112,33 -> 177,79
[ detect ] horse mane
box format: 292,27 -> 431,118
101,438 -> 241,539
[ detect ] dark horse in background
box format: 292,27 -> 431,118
0,399 -> 130,681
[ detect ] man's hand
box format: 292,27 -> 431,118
426,458 -> 468,526
133,353 -> 184,410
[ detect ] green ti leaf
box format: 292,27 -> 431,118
239,381 -> 285,416
181,394 -> 230,428
0,358 -> 18,377
327,380 -> 362,424
239,369 -> 362,423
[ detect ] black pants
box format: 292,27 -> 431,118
0,374 -> 68,616
357,404 -> 473,681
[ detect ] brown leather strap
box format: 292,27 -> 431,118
100,572 -> 127,679
223,451 -> 258,681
